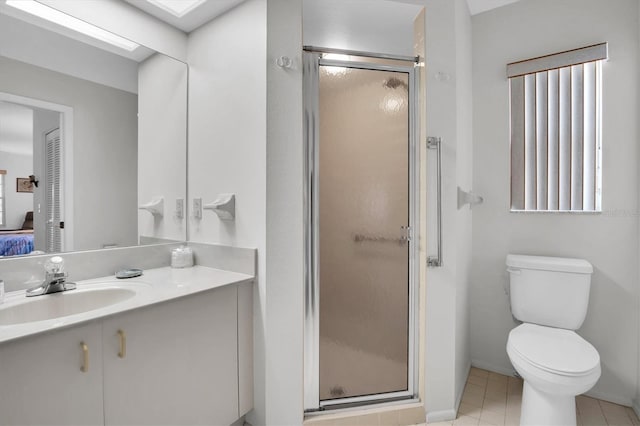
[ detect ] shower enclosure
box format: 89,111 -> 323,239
303,48 -> 419,410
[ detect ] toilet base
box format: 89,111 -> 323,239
521,381 -> 576,426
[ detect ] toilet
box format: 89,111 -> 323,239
506,254 -> 601,426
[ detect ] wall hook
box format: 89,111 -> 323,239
203,194 -> 235,221
457,187 -> 483,210
276,56 -> 293,69
138,197 -> 164,217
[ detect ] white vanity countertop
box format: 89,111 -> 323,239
0,265 -> 254,344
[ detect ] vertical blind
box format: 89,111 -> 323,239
508,43 -> 607,212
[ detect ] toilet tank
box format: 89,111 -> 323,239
506,254 -> 593,330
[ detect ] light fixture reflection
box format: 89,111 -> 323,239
323,53 -> 351,61
380,94 -> 406,113
322,53 -> 351,76
322,65 -> 348,76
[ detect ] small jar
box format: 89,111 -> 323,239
171,246 -> 194,268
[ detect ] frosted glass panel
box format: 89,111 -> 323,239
318,65 -> 409,401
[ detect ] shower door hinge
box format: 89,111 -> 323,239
426,136 -> 441,149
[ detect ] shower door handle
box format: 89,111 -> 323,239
401,225 -> 412,242
427,136 -> 443,268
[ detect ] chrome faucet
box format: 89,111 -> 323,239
26,256 -> 76,297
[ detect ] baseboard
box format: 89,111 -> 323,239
585,389 -> 632,408
470,359 -> 516,377
426,409 -> 457,423
471,359 -> 634,408
425,362 -> 470,423
456,361 -> 471,409
230,416 -> 245,426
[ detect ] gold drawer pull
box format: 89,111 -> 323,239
80,342 -> 89,372
117,330 -> 126,358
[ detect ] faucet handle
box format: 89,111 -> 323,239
45,256 -> 65,274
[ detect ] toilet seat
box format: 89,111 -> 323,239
508,323 -> 600,377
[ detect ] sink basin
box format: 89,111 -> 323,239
0,284 -> 146,326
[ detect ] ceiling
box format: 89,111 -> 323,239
123,0 -> 522,34
123,0 -> 245,33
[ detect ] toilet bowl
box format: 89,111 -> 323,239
507,323 -> 600,425
506,255 -> 600,426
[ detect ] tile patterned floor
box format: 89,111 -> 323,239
423,368 -> 640,426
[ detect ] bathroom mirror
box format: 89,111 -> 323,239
0,1 -> 187,257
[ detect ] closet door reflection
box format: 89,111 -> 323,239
318,65 -> 410,401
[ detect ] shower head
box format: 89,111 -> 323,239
383,77 -> 408,90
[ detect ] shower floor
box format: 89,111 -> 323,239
320,336 -> 407,401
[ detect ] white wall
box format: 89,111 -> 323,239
0,151 -> 32,230
264,0 -> 304,423
0,14 -> 138,94
453,0 -> 473,412
303,0 -> 422,56
471,0 -> 639,405
186,0 -> 268,422
188,3 -> 306,424
423,0 -> 473,420
137,53 -> 187,242
0,56 -> 139,252
38,0 -> 187,61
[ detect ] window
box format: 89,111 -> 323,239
508,43 -> 607,212
0,170 -> 5,225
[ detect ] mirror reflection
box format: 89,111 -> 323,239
0,1 -> 187,257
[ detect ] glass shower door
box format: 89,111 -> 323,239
317,63 -> 412,404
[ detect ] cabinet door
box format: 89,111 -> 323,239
103,285 -> 239,425
0,322 -> 103,425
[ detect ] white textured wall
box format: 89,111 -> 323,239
137,54 -> 187,242
423,0 -> 473,420
186,0 -> 268,422
0,56 -> 138,252
471,0 -> 639,405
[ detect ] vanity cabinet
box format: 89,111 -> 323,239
102,285 -> 239,425
0,322 -> 104,425
0,282 -> 252,426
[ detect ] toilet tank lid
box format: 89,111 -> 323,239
506,255 -> 593,274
